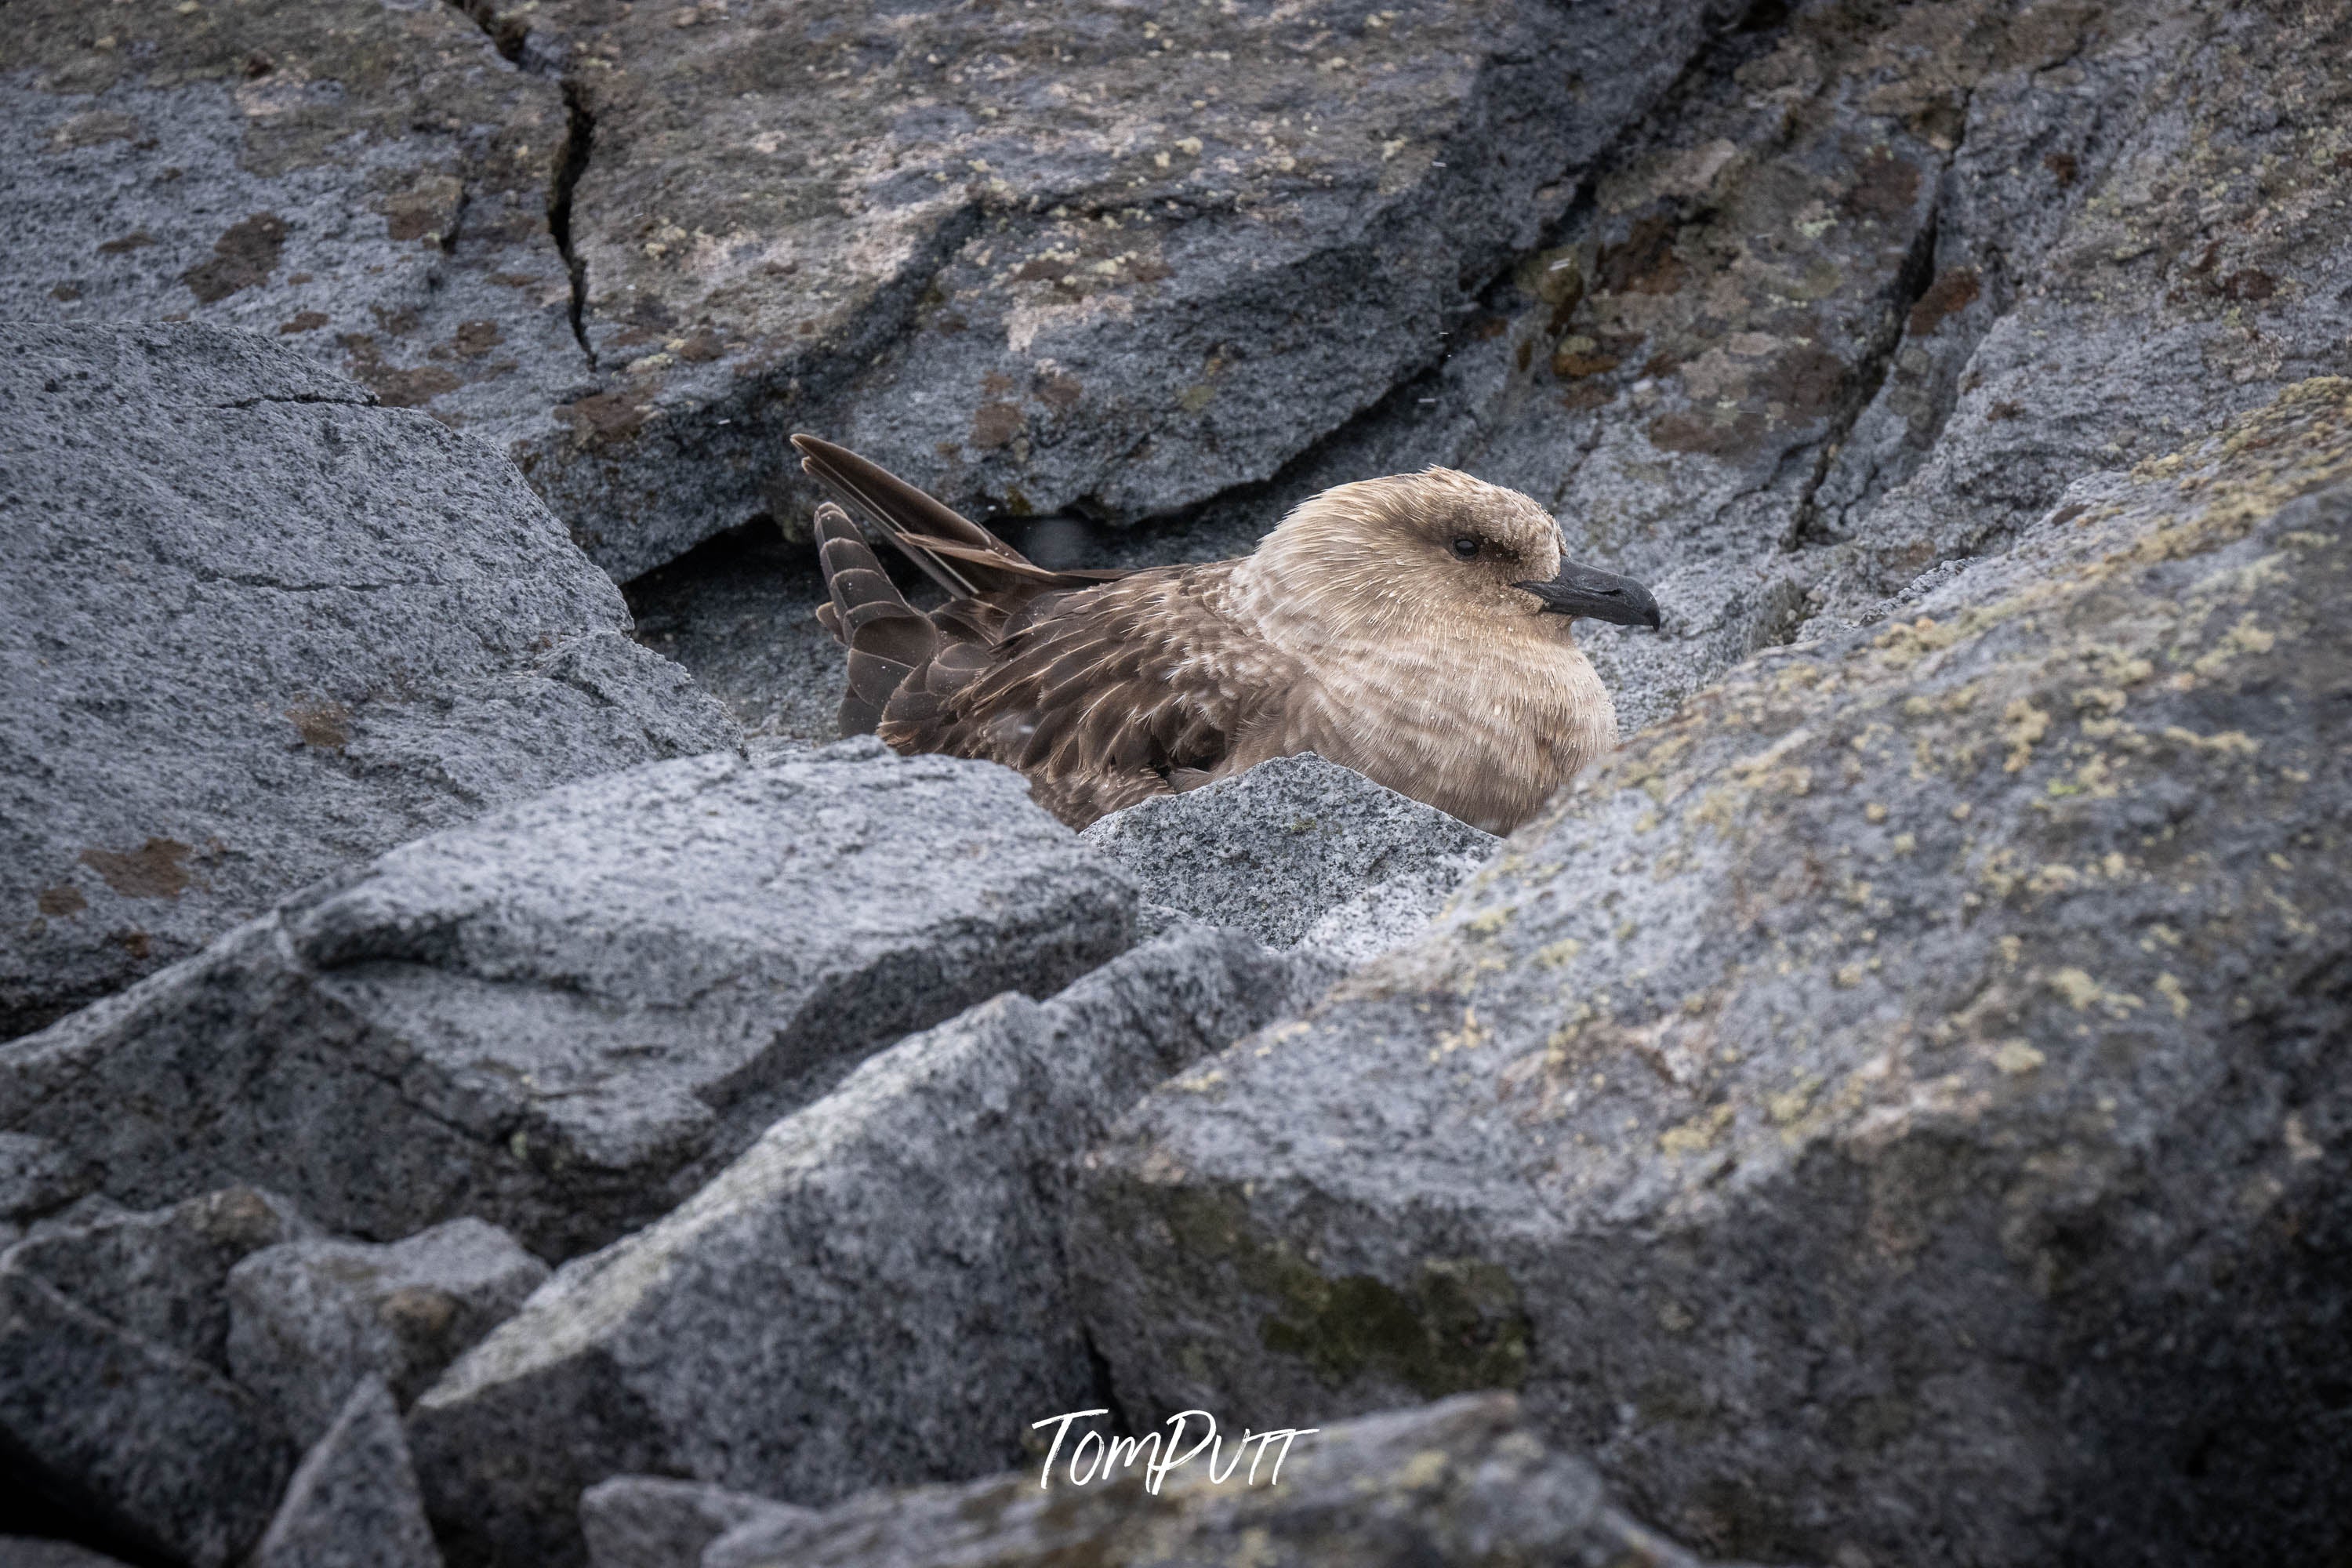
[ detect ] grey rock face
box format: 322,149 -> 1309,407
229,1218 -> 550,1448
250,1377 -> 443,1568
578,1478 -> 811,1568
1080,754 -> 1498,965
1070,382 -> 2352,1566
409,927 -> 1325,1568
702,1392 -> 1736,1568
0,1134 -> 93,1226
3,0 -> 1735,579
5,1185 -> 311,1370
0,1187 -> 310,1563
0,321 -> 738,1041
1,743 -> 1131,1258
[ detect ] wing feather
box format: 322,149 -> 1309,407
879,561 -> 1301,827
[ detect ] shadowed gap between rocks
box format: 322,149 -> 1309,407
550,85 -> 597,368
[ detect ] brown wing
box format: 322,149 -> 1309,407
880,561 -> 1305,829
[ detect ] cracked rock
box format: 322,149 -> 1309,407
1069,380 -> 2352,1566
579,1477 -> 811,1568
0,1188 -> 310,1567
701,1392 -> 1741,1568
4,0 -> 1736,579
1080,754 -> 1497,966
228,1218 -> 550,1450
249,1377 -> 443,1568
0,742 -> 1132,1258
409,927 -> 1325,1568
0,321 -> 738,1042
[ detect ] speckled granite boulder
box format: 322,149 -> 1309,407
0,321 -> 736,1041
1069,380 -> 2352,1566
409,928 -> 1326,1568
229,1218 -> 550,1448
1080,754 -> 1498,965
1,1187 -> 313,1567
0,742 -> 1133,1258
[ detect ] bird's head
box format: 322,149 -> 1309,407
1250,466 -> 1661,638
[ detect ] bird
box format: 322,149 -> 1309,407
792,434 -> 1661,835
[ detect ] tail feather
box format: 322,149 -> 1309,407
791,433 -> 1123,599
811,502 -> 936,735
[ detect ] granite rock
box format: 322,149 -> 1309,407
3,0 -> 1738,579
702,1392 -> 1741,1568
229,1218 -> 550,1448
0,1187 -> 310,1562
1080,754 -> 1498,966
0,742 -> 1132,1258
0,321 -> 736,1040
578,1478 -> 811,1568
249,1377 -> 443,1568
1069,380 -> 2352,1566
0,1134 -> 94,1229
5,1185 -> 312,1370
409,927 -> 1326,1567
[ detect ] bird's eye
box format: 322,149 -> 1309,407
1450,536 -> 1479,560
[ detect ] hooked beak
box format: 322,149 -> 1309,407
1515,560 -> 1663,629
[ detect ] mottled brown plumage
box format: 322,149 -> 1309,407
795,435 -> 1661,834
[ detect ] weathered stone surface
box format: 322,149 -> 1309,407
0,0 -> 583,463
578,1477 -> 810,1568
229,1218 -> 550,1448
5,1185 -> 311,1370
5,0 -> 1739,579
250,1377 -> 443,1568
0,1134 -> 93,1227
1070,381 -> 2352,1566
1,742 -> 1131,1258
0,1266 -> 289,1566
410,927 -> 1326,1568
702,1392 -> 1738,1568
1080,754 -> 1498,965
0,321 -> 737,1040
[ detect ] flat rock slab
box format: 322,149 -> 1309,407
0,742 -> 1133,1258
1081,753 -> 1497,964
0,321 -> 737,1040
1070,381 -> 2352,1566
2,0 -> 1730,579
702,1392 -> 1742,1568
229,1218 -> 550,1448
411,927 -> 1322,1568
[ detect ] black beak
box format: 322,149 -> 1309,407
1515,560 -> 1663,629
